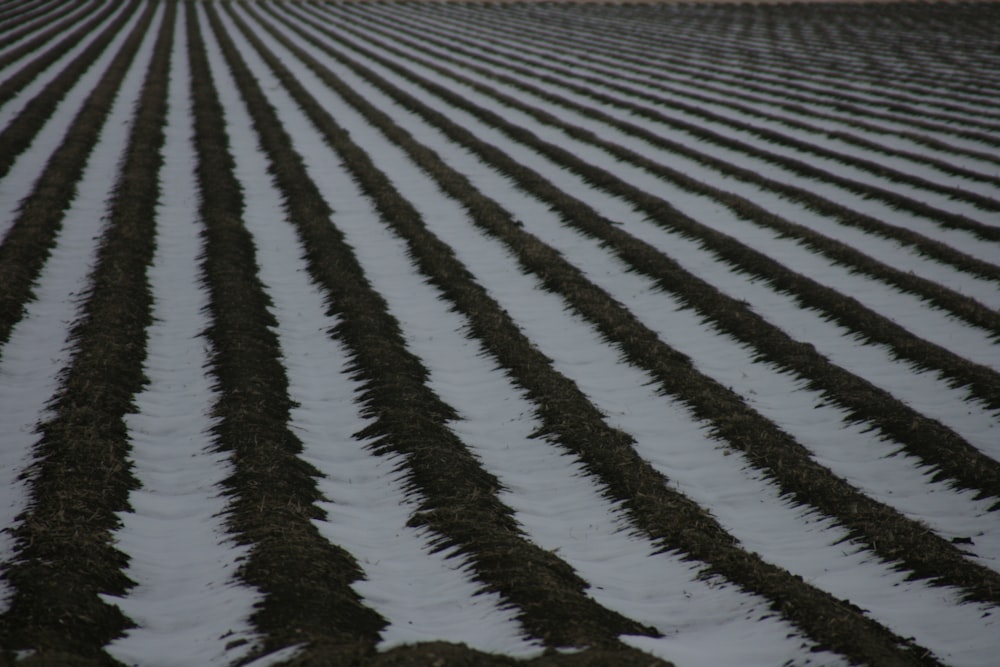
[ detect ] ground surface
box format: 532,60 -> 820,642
0,1 -> 999,665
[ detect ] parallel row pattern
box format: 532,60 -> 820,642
1,2 -> 998,666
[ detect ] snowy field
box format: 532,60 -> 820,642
1,1 -> 999,665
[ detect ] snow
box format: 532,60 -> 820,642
363,1 -> 1000,205
400,1 -> 1000,167
388,33 -> 1000,308
0,0 -> 156,613
0,0 -> 129,133
105,7 -> 261,665
229,8 -> 1000,664
204,5 -> 540,655
2,2 -> 999,665
227,10 -> 837,664
0,0 -> 135,240
0,0 -> 100,60
284,3 -> 1000,455
326,18 -> 1000,372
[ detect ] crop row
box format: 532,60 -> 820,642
1,2 -> 998,666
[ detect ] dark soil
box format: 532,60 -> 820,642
1,1 -> 997,665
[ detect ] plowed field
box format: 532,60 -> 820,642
1,1 -> 999,665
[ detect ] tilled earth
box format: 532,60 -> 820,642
1,1 -> 999,666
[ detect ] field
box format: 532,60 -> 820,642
1,0 -> 999,665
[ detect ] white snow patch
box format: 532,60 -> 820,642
106,7 -> 262,665
205,6 -> 541,656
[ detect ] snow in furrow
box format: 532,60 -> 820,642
337,23 -> 1000,373
204,9 -> 537,655
797,118 -> 1000,178
528,15 -> 998,134
664,91 -> 1000,181
0,2 -> 55,54
706,64 -> 999,129
240,9 -> 1000,665
408,63 -> 1000,364
294,34 -> 1000,568
755,96 -> 1000,158
104,8 -> 261,665
376,3 -> 1000,181
0,0 -> 91,58
359,3 -> 1000,204
427,4 -> 1000,158
704,24 -> 992,93
507,195 -> 1000,564
392,4 -> 1000,189
648,93 -> 1000,201
0,0 -> 127,129
380,154 -> 1000,667
279,8 -> 1000,446
498,8 -> 895,87
335,9 -> 1000,312
0,0 -> 135,240
647,50 -> 995,130
0,0 -> 150,614
0,0 -> 50,16
315,162 -> 830,663
367,23 -> 1000,268
564,75 -> 1000,223
0,0 -> 47,17
234,11 -> 840,665
578,4 -> 994,82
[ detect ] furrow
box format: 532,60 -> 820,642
0,0 -> 136,169
183,5 -> 386,663
104,6 -> 262,664
201,6 -> 547,660
0,0 -> 91,69
568,1 -> 1000,100
1,3 -> 997,665
220,6 -> 836,665
0,0 -> 124,130
0,3 -> 167,661
244,4 -> 971,664
333,4 -> 1000,338
268,0 -> 1000,597
493,3 -> 1000,138
332,3 -> 996,437
0,24 -> 133,629
246,125 -> 544,659
431,2 -> 1000,156
0,0 -> 56,35
596,11 -> 1000,118
372,2 -> 1000,193
205,3 -> 660,655
345,3 -> 1000,239
274,4 -> 1000,510
0,0 -> 153,355
350,2 -> 1000,224
325,18 -> 1000,389
0,3 -> 134,242
502,3 -> 992,96
396,8 -> 1000,178
225,10 -> 848,664
315,3 -> 1000,363
634,19 -> 1000,121
271,3 -> 1000,570
547,33 -> 999,168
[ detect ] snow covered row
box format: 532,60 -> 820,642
1,2 -> 998,666
240,5 -> 999,664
